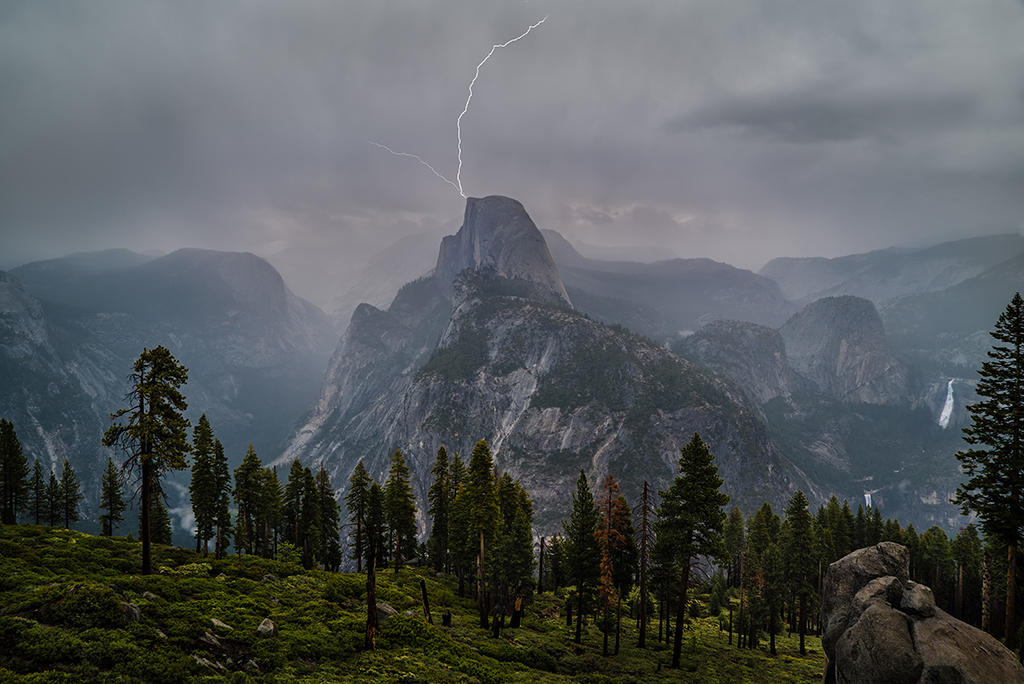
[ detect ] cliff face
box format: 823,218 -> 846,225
435,196 -> 571,307
2,251 -> 336,522
780,296 -> 907,405
282,198 -> 810,530
673,320 -> 810,407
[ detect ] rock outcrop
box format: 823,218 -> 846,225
435,196 -> 571,307
780,296 -> 907,404
673,320 -> 810,406
822,542 -> 1024,684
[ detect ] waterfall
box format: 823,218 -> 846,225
864,492 -> 872,508
938,380 -> 955,429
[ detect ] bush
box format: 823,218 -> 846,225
46,584 -> 123,629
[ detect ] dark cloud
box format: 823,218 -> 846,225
2,0 -> 1023,284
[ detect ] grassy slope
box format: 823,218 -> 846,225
0,526 -> 824,683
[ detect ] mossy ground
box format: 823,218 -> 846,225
0,525 -> 824,683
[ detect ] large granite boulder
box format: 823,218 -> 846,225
822,542 -> 1024,684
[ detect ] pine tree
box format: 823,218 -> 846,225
564,469 -> 601,644
188,414 -> 217,554
57,460 -> 83,529
282,458 -> 306,547
27,460 -> 45,526
102,345 -> 190,574
597,474 -> 626,656
763,542 -> 786,656
463,440 -> 500,627
98,456 -> 126,536
46,471 -> 60,527
257,466 -> 283,559
723,506 -> 745,588
346,460 -> 372,572
0,418 -> 29,524
952,524 -> 984,625
953,292 -> 1024,650
655,433 -> 729,668
210,439 -> 233,558
633,480 -> 656,648
233,444 -> 263,556
384,450 -> 417,573
365,481 -> 386,568
316,464 -> 342,571
427,446 -> 451,574
147,495 -> 174,545
784,490 -> 816,655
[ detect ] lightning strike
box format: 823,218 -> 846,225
368,142 -> 461,193
369,16 -> 548,199
455,15 -> 548,196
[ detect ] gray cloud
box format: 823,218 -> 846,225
2,0 -> 1023,283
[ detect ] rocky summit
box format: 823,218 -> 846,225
821,542 -> 1024,684
281,196 -> 808,530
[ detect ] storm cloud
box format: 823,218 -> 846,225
3,0 -> 1023,293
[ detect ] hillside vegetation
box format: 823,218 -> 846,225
0,525 -> 824,683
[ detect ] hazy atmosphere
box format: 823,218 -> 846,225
4,0 -> 1024,291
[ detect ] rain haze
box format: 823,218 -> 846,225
3,0 -> 1024,305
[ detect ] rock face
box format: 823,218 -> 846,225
780,296 -> 907,405
436,196 -> 571,307
282,197 -> 809,533
673,320 -> 810,406
2,250 -> 336,522
822,542 -> 1024,684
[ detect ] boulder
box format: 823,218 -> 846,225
142,591 -> 160,602
211,618 -> 233,631
257,618 -> 277,638
376,602 -> 398,626
823,542 -> 1024,684
120,602 -> 141,624
198,631 -> 221,648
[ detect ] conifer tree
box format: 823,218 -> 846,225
99,456 -> 126,536
210,439 -> 233,558
953,292 -> 1024,650
464,440 -> 500,626
46,471 -> 60,527
784,490 -> 815,655
365,481 -> 386,568
58,460 -> 83,529
633,480 -> 656,648
0,418 -> 29,524
233,444 -> 263,556
723,506 -> 745,588
102,345 -> 190,574
597,474 -> 626,656
188,414 -> 217,554
952,524 -> 984,625
655,433 -> 729,668
283,458 -> 306,546
564,469 -> 601,644
346,460 -> 372,572
316,464 -> 342,571
27,460 -> 45,526
545,534 -> 565,592
257,465 -> 283,559
427,446 -> 451,573
763,542 -> 786,656
384,449 -> 417,573
147,495 -> 174,545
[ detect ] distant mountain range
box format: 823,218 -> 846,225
5,200 -> 1024,537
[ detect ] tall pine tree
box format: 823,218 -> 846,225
233,444 -> 263,556
953,292 -> 1024,651
26,460 -> 46,526
188,414 -> 217,554
99,456 -> 126,536
0,418 -> 29,524
384,450 -> 417,573
427,446 -> 451,574
316,464 -> 342,571
346,460 -> 372,572
655,433 -> 729,669
464,440 -> 500,627
564,469 -> 601,644
211,439 -> 233,558
58,460 -> 83,529
784,490 -> 816,655
102,345 -> 190,574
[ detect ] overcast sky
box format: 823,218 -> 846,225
3,0 -> 1024,288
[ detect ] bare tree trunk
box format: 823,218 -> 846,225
671,559 -> 690,669
538,537 -> 545,594
637,481 -> 651,648
615,589 -> 622,655
1007,542 -> 1018,652
365,541 -> 377,650
141,458 -> 153,575
983,550 -> 992,634
478,530 -> 489,629
799,586 -> 808,656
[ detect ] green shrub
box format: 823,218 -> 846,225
324,574 -> 365,602
46,584 -> 123,629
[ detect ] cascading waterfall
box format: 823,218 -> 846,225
938,379 -> 955,429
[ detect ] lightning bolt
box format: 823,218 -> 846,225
369,16 -> 548,199
455,15 -> 548,197
368,141 -> 461,193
